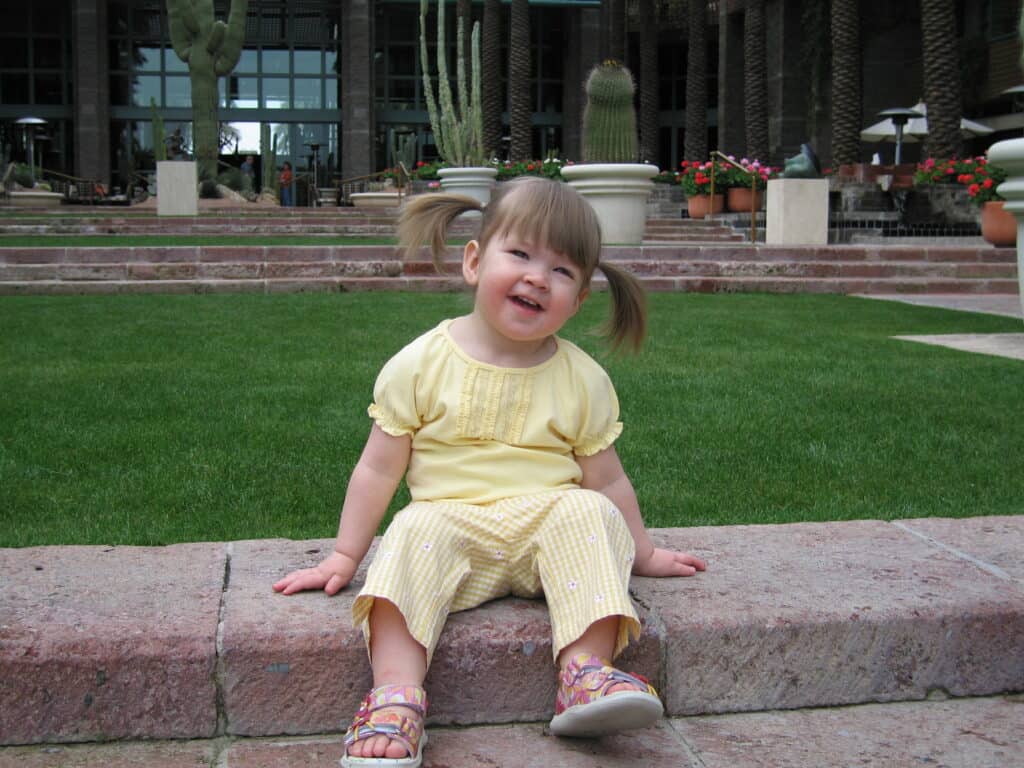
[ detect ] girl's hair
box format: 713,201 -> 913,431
397,176 -> 647,352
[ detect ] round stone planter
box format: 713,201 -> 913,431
438,166 -> 498,206
560,163 -> 659,244
350,191 -> 402,208
986,138 -> 1024,319
9,190 -> 63,208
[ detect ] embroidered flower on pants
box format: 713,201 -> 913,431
567,579 -> 578,591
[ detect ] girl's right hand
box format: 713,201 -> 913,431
272,551 -> 360,596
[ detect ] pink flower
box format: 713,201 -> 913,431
428,181 -> 440,189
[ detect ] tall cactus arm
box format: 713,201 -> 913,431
208,21 -> 225,55
167,0 -> 196,62
214,0 -> 248,76
470,22 -> 484,163
419,0 -> 444,155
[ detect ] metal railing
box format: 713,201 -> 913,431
708,150 -> 761,244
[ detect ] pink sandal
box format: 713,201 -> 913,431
549,653 -> 663,737
341,684 -> 428,767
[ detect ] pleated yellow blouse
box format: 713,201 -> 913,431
368,319 -> 623,505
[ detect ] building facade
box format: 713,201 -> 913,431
0,0 -> 1020,190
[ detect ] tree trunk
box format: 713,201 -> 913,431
482,0 -> 503,160
743,0 -> 768,161
638,0 -> 659,165
509,0 -> 532,161
830,0 -> 861,167
921,0 -> 962,159
684,0 -> 707,161
606,0 -> 626,62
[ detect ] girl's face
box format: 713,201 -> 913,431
463,230 -> 589,346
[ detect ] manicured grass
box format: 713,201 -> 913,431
1,292 -> 1021,548
0,235 -> 398,247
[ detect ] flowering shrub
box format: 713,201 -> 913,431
678,160 -> 729,196
412,160 -> 443,180
494,158 -> 565,181
652,169 -> 681,184
720,157 -> 775,190
914,157 -> 1006,206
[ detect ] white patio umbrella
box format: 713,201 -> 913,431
860,101 -> 994,143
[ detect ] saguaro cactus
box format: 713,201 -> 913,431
167,0 -> 248,181
582,60 -> 639,164
260,122 -> 277,195
419,0 -> 485,167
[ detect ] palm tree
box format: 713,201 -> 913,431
684,0 -> 707,161
482,0 -> 503,159
830,0 -> 861,167
508,0 -> 531,161
920,0 -> 962,159
743,0 -> 768,161
606,0 -> 626,62
638,0 -> 659,164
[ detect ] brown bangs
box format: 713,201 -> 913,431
479,177 -> 602,281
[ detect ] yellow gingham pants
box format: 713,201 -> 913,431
352,489 -> 641,664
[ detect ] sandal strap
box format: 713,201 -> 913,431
344,684 -> 427,756
555,653 -> 658,714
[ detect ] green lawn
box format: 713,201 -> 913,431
1,292 -> 1021,548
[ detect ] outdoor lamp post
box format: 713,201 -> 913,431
877,108 -> 922,165
15,117 -> 47,186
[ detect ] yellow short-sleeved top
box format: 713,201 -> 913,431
368,319 -> 622,505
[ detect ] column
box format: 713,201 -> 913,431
563,8 -> 600,162
341,0 -> 374,179
73,0 -> 110,186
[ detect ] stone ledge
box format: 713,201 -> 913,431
1,517 -> 1021,745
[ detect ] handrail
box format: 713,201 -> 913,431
331,163 -> 413,205
709,150 -> 759,244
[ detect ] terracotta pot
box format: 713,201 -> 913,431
980,200 -> 1016,247
687,193 -> 724,219
726,186 -> 764,212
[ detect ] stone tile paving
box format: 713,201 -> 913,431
2,697 -> 1020,767
892,332 -> 1024,361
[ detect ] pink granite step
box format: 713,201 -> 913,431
1,518 -> 1021,745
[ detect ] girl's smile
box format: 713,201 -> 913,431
457,233 -> 589,365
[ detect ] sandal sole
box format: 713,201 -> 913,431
339,731 -> 427,767
549,691 -> 664,738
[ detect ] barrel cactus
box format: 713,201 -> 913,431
582,60 -> 639,164
167,0 -> 248,181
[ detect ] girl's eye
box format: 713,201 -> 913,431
512,250 -> 529,259
554,266 -> 575,278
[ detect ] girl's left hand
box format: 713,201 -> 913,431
632,546 -> 706,578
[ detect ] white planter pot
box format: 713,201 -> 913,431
985,139 -> 1024,321
438,166 -> 498,206
560,163 -> 659,245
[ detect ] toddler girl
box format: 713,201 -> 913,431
274,177 -> 706,767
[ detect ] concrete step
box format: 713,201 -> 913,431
1,275 -> 1019,296
1,696 -> 1018,767
2,517 -> 1022,746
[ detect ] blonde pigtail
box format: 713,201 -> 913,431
596,261 -> 648,353
397,193 -> 483,274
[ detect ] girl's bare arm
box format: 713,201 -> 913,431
576,446 -> 706,578
273,424 -> 412,595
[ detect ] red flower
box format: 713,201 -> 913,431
967,183 -> 981,197
983,178 -> 993,189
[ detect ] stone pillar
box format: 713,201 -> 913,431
73,0 -> 110,186
563,8 -> 600,162
765,0 -> 810,166
717,4 -> 745,155
341,0 -> 374,179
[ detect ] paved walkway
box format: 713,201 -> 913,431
1,695 -> 1020,767
857,293 -> 1024,361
